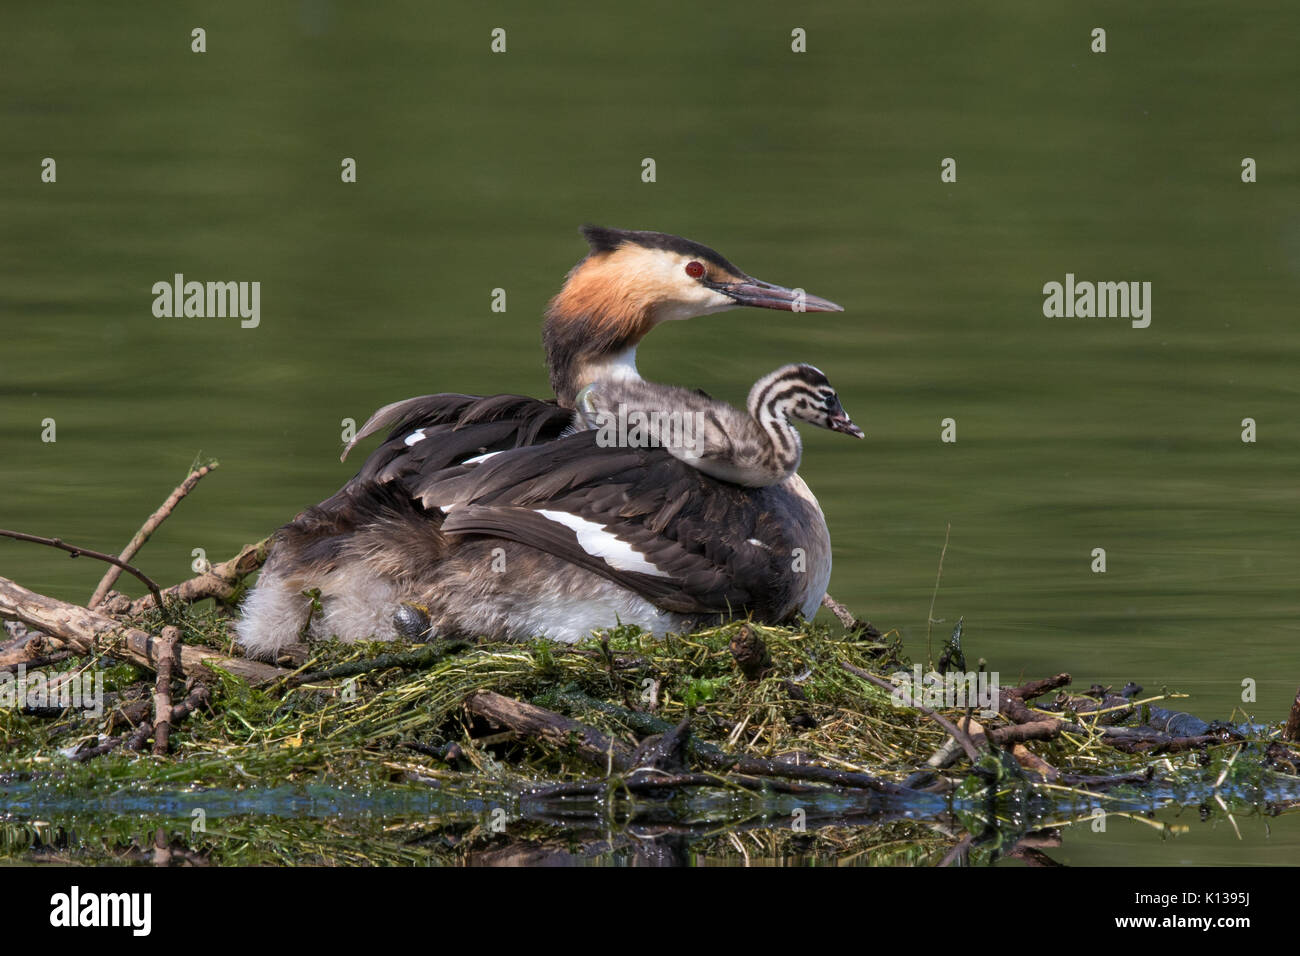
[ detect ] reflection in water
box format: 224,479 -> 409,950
4,757 -> 1298,866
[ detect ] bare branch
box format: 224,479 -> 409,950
127,538 -> 270,614
90,462 -> 217,608
1,528 -> 166,611
0,573 -> 287,684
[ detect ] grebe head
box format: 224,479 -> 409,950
544,226 -> 844,406
751,363 -> 864,439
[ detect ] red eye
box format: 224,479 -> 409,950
685,261 -> 705,279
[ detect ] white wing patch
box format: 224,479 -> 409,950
536,509 -> 669,578
462,450 -> 503,465
404,429 -> 427,446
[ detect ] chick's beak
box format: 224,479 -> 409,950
828,410 -> 865,439
717,275 -> 843,313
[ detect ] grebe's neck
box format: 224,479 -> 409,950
545,321 -> 647,407
573,345 -> 641,394
747,373 -> 804,477
543,255 -> 656,407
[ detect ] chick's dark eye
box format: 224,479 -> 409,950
685,261 -> 706,279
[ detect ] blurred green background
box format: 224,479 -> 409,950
2,3 -> 1297,863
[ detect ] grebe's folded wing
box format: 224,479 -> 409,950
417,433 -> 813,618
341,393 -> 573,486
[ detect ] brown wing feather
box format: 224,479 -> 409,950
342,393 -> 573,488
420,432 -> 813,617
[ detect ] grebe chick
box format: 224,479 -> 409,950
573,364 -> 863,488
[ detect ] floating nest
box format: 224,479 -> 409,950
3,559 -> 1300,865
0,461 -> 1297,865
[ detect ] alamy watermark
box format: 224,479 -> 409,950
49,886 -> 151,936
0,665 -> 104,717
151,274 -> 260,328
889,665 -> 1000,718
1042,273 -> 1151,328
591,404 -> 707,454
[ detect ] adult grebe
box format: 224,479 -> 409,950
237,227 -> 846,659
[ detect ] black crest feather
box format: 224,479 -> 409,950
578,225 -> 744,275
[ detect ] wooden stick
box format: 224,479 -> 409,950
170,681 -> 210,723
465,690 -> 635,772
1010,742 -> 1059,781
0,529 -> 166,611
1007,673 -> 1072,702
127,538 -> 270,614
90,463 -> 217,608
990,720 -> 1063,746
152,627 -> 180,755
71,735 -> 125,762
0,624 -> 60,669
0,574 -> 287,684
0,651 -> 72,674
1104,733 -> 1223,755
820,593 -> 881,636
821,593 -> 857,629
998,678 -> 1071,725
125,716 -> 154,753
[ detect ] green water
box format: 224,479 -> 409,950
2,2 -> 1297,864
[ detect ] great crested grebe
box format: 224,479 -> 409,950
572,364 -> 864,488
236,226 -> 846,660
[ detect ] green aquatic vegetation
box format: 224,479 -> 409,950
1,602 -> 1297,865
